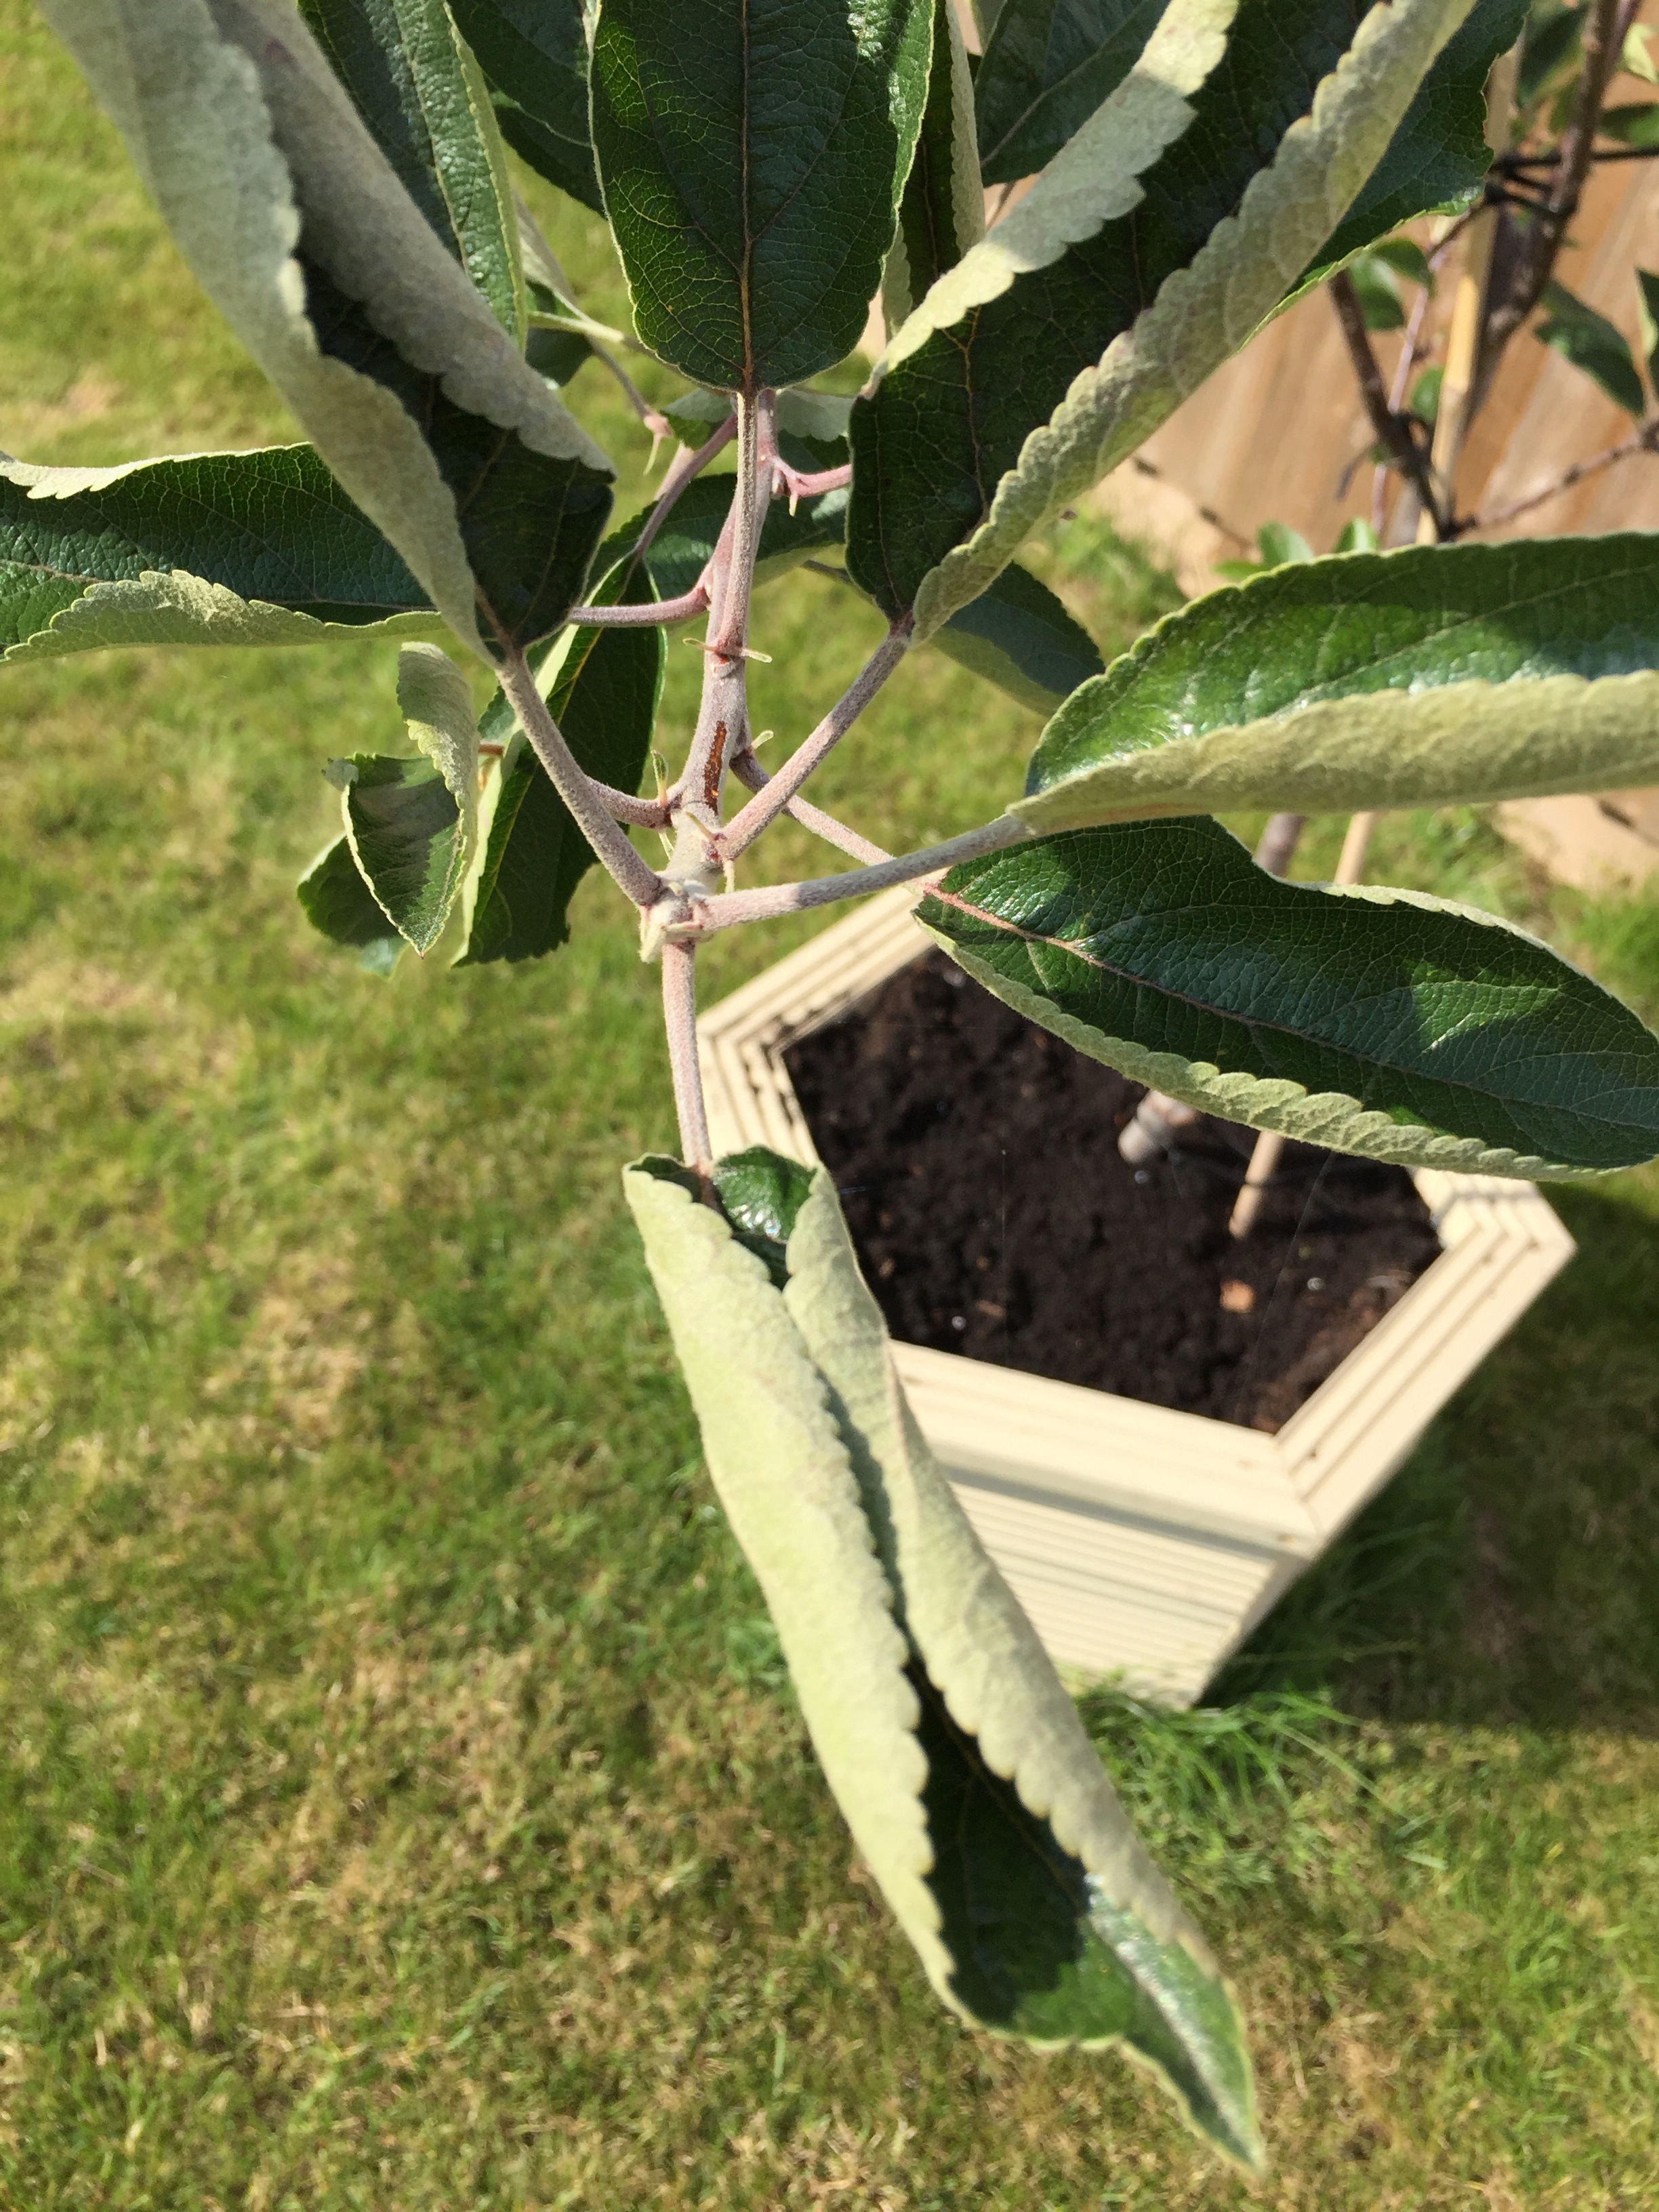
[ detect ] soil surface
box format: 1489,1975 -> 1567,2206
785,951 -> 1442,1433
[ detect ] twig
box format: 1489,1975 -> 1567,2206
1481,0 -> 1631,373
659,814 -> 1028,939
495,642 -> 661,909
626,416 -> 739,577
756,392 -> 853,510
661,940 -> 712,1172
1462,422 -> 1657,531
1330,270 -> 1447,537
727,747 -> 890,864
1372,280 -> 1435,537
587,344 -> 672,453
562,583 -> 711,628
713,625 -> 913,863
1507,143 -> 1659,167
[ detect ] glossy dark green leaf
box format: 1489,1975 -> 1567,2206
1303,0 -> 1525,283
1599,101 -> 1659,148
974,0 -> 1168,184
303,255 -> 613,648
1,445 -> 438,662
1536,279 -> 1646,418
712,1146 -> 816,1286
590,0 -> 934,390
1022,534 -> 1659,827
457,555 -> 665,963
929,562 -> 1103,711
295,836 -> 406,975
447,0 -> 602,212
849,0 -> 1425,621
885,0 -> 984,327
298,0 -> 525,337
922,821 -> 1659,1176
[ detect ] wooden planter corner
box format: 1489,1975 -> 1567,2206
698,888 -> 1576,1707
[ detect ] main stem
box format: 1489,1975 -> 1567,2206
661,941 -> 712,1172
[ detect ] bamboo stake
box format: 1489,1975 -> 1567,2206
1414,43 -> 1520,542
1228,811 -> 1380,1239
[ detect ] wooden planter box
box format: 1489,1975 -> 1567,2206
699,888 -> 1576,1707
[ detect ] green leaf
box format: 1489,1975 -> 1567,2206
1517,0 -> 1580,106
922,821 -> 1659,1176
298,0 -> 525,341
1346,252 -> 1406,330
302,255 -> 613,647
1410,363 -> 1443,424
1536,280 -> 1646,418
974,0 -> 1170,184
1598,101 -> 1659,148
929,561 -> 1104,711
1213,521 -> 1314,584
327,754 -> 464,954
42,0 -> 613,662
295,836 -> 406,974
456,550 -> 664,963
447,0 -> 603,213
884,0 -> 985,331
1370,234 -> 1435,290
1301,0 -> 1526,285
848,0 -> 1479,640
711,1146 -> 817,1286
590,0 -> 935,390
0,445 -> 442,664
1334,516 -> 1380,552
1020,535 -> 1659,830
329,642 -> 480,953
1636,268 -> 1659,390
623,1157 -> 1262,2167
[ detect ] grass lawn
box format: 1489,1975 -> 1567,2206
4,7 -> 1659,2204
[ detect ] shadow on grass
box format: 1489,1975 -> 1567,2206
1210,1184 -> 1659,1736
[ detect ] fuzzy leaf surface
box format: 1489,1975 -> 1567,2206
884,0 -> 985,330
623,1158 -> 1261,2166
849,0 -> 1477,638
922,821 -> 1659,1176
590,0 -> 934,389
42,0 -> 612,661
447,0 -> 602,212
329,753 -> 466,952
298,0 -> 525,338
295,835 -> 406,972
457,552 -> 663,963
973,0 -> 1170,184
1298,0 -> 1526,287
1019,535 -> 1659,827
0,446 -> 439,663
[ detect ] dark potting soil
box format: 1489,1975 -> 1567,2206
784,951 -> 1442,1433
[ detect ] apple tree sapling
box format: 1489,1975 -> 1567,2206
14,0 -> 1659,2173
